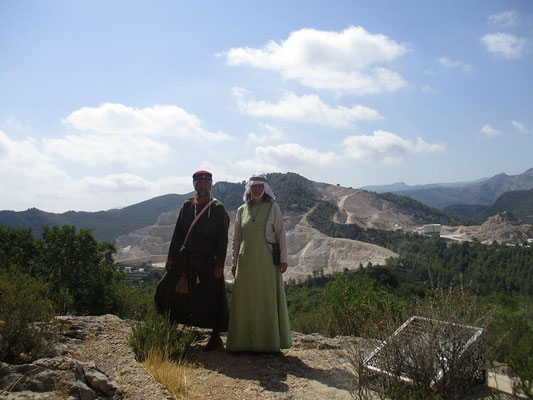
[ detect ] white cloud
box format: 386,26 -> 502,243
512,120 -> 530,134
235,142 -> 340,172
82,173 -> 193,195
63,103 -> 232,141
342,130 -> 444,164
0,130 -> 79,211
0,130 -> 196,211
45,102 -> 232,167
226,26 -> 408,95
480,124 -> 502,137
438,57 -> 472,72
45,133 -> 170,167
247,124 -> 284,145
234,89 -> 382,128
488,10 -> 518,28
481,33 -> 528,59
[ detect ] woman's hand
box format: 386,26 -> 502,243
280,262 -> 288,273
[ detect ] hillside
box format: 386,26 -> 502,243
0,193 -> 192,242
391,167 -> 533,209
114,175 -> 480,280
478,189 -> 533,223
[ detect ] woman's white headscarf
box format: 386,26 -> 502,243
243,173 -> 276,203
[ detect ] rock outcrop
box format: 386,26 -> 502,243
475,211 -> 533,243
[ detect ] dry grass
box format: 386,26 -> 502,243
143,347 -> 192,399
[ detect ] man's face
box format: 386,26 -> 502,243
195,179 -> 212,198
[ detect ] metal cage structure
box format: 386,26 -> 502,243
363,316 -> 486,391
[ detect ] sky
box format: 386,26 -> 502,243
1,1 -> 532,212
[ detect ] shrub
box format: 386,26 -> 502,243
128,311 -> 195,362
347,283 -> 490,400
116,282 -> 157,321
324,272 -> 405,339
0,269 -> 56,363
490,305 -> 533,398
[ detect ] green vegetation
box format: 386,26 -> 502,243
128,311 -> 195,362
286,268 -> 533,398
267,172 -> 319,212
0,224 -> 147,317
212,181 -> 246,210
375,192 -> 478,226
386,236 -> 533,295
308,201 -> 421,251
0,269 -> 56,363
443,203 -> 488,219
479,188 -> 533,223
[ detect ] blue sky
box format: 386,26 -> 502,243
1,0 -> 532,212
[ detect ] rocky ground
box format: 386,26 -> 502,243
0,315 -> 518,400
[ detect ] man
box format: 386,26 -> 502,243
155,170 -> 230,351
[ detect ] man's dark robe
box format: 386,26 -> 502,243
154,198 -> 230,331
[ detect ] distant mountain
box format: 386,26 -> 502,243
391,168 -> 533,209
360,178 -> 487,193
0,193 -> 192,242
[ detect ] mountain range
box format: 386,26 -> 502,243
1,170 -> 532,281
363,167 -> 533,210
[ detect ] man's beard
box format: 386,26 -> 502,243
196,189 -> 211,199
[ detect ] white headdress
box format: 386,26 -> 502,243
243,173 -> 276,203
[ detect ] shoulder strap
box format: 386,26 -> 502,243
264,201 -> 275,244
180,198 -> 217,251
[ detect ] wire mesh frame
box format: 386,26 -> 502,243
363,316 -> 487,387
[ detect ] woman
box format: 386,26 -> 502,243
227,174 -> 292,352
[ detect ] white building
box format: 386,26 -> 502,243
423,224 -> 441,235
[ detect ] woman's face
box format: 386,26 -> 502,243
251,183 -> 265,198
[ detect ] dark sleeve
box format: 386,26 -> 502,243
168,204 -> 187,258
215,203 -> 230,265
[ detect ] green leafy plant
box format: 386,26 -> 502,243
0,269 -> 56,363
128,311 -> 195,362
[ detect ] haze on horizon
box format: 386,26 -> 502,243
1,1 -> 532,213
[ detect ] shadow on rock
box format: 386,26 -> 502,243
189,347 -> 354,393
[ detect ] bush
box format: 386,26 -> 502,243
324,272 -> 405,339
348,283 -> 490,400
128,311 -> 195,362
0,269 -> 56,363
490,304 -> 533,398
116,282 -> 157,321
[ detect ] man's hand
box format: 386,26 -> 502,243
280,262 -> 288,273
214,266 -> 224,279
165,256 -> 173,271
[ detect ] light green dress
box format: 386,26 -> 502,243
227,201 -> 292,352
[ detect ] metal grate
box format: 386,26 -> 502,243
363,316 -> 486,388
